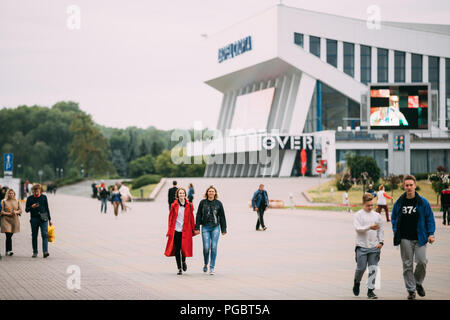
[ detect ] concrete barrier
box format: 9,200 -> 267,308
149,178 -> 167,201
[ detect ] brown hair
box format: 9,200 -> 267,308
176,187 -> 187,199
363,193 -> 374,203
203,185 -> 219,200
32,184 -> 42,192
403,175 -> 416,184
378,184 -> 384,191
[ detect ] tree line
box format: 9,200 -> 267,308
0,101 -> 205,182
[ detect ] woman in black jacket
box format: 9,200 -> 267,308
194,186 -> 227,275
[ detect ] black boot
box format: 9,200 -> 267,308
352,281 -> 360,296
177,269 -> 182,275
367,289 -> 378,299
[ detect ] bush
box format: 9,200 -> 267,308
336,172 -> 353,191
131,174 -> 162,190
345,153 -> 381,184
415,173 -> 429,181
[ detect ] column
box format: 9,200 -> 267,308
355,44 -> 361,82
388,49 -> 395,83
337,40 -> 344,72
405,52 -> 412,83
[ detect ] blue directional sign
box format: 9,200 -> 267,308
4,153 -> 13,175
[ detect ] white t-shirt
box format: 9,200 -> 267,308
377,190 -> 387,205
175,203 -> 185,232
354,209 -> 384,248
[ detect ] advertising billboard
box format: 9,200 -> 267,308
368,83 -> 430,132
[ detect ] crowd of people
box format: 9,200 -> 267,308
91,181 -> 133,218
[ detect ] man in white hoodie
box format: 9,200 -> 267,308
352,193 -> 384,299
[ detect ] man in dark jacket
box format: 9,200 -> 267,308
168,181 -> 178,209
391,175 -> 435,300
252,184 -> 269,231
25,184 -> 52,258
441,184 -> 450,225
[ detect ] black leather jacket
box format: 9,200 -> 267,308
195,199 -> 227,233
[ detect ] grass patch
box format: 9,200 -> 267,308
307,179 -> 440,206
130,184 -> 157,198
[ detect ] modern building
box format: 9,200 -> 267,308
187,4 -> 450,177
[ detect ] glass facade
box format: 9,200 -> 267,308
310,36 -> 321,58
411,149 -> 450,174
411,53 -> 423,82
377,48 -> 388,83
360,45 -> 371,84
321,82 -> 360,130
343,42 -> 354,77
429,56 -> 440,92
394,51 -> 405,82
447,58 -> 450,127
294,32 -> 304,48
326,39 -> 337,67
337,150 -> 388,176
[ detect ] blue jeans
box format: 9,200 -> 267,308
30,217 -> 49,254
101,198 -> 107,213
202,225 -> 220,269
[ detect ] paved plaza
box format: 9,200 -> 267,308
0,177 -> 449,300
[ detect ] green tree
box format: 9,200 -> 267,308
128,154 -> 155,178
68,114 -> 116,176
346,153 -> 381,185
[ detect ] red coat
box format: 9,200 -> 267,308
164,200 -> 196,257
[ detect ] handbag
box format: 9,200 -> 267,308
39,211 -> 49,222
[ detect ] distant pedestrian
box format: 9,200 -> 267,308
343,190 -> 350,213
188,183 -> 195,203
352,193 -> 384,299
110,185 -> 122,218
92,182 -> 98,199
27,181 -> 33,197
366,184 -> 377,197
251,184 -> 269,231
119,182 -> 132,212
0,187 -> 7,201
1,189 -> 22,256
391,175 -> 436,300
376,185 -> 393,222
441,184 -> 450,226
25,184 -> 52,258
99,183 -> 109,214
165,187 -> 196,275
168,181 -> 178,210
195,186 -> 227,275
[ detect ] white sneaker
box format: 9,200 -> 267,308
209,268 -> 215,275
6,251 -> 13,256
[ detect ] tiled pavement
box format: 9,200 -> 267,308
0,177 -> 449,300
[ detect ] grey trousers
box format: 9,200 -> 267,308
399,239 -> 428,293
354,247 -> 380,290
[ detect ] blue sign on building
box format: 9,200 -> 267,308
218,36 -> 252,63
4,153 -> 13,175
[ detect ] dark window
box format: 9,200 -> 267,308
294,33 -> 304,48
343,42 -> 354,77
377,48 -> 388,83
310,36 -> 321,58
429,56 -> 440,92
326,39 -> 337,67
394,51 -> 405,82
360,45 -> 371,84
411,54 -> 422,82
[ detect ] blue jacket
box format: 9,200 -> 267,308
252,190 -> 269,209
391,192 -> 435,247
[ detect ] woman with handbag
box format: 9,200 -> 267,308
164,187 -> 197,275
25,184 -> 52,258
1,188 -> 22,256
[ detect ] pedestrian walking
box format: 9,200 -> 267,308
195,186 -> 227,275
27,181 -> 33,197
441,184 -> 450,225
391,175 -> 436,300
376,185 -> 393,222
188,183 -> 195,203
0,186 -> 7,201
25,184 -> 52,258
168,181 -> 178,210
251,184 -> 269,231
110,185 -> 122,218
1,189 -> 22,256
343,190 -> 350,213
99,183 -> 109,214
119,182 -> 132,212
366,184 -> 377,197
164,187 -> 196,275
91,182 -> 98,199
352,194 -> 384,299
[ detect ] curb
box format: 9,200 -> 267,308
149,178 -> 167,201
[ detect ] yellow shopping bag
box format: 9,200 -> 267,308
48,224 -> 55,243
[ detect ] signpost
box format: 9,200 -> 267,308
4,153 -> 13,177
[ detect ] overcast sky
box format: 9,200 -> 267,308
1,0 -> 449,130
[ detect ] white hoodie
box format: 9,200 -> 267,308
354,209 -> 384,248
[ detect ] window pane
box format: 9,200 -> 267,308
411,54 -> 422,82
429,56 -> 440,91
310,36 -> 321,58
395,51 -> 405,82
377,48 -> 388,83
294,32 -> 304,48
360,45 -> 371,84
326,39 -> 337,67
446,58 -> 450,127
343,42 -> 354,77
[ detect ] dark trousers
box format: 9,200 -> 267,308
5,232 -> 13,252
174,231 -> 186,269
256,206 -> 266,229
376,205 -> 390,222
443,207 -> 449,224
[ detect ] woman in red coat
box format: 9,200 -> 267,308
164,187 -> 196,275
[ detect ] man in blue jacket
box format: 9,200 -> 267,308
391,175 -> 435,300
252,184 -> 269,231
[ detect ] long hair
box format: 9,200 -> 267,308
6,188 -> 17,201
203,185 -> 219,200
